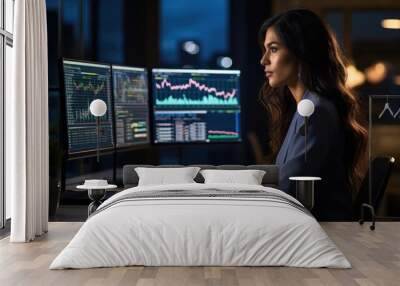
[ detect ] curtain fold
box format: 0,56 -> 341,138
9,0 -> 49,242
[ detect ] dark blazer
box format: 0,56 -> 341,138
275,90 -> 353,221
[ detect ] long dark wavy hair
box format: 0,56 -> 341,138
258,9 -> 368,193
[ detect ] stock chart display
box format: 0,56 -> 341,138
152,68 -> 241,143
63,60 -> 114,154
112,65 -> 150,147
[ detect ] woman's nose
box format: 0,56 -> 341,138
260,53 -> 269,66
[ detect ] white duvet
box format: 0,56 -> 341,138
50,183 -> 351,269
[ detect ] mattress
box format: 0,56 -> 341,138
50,183 -> 351,269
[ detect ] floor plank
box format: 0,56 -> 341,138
0,222 -> 399,286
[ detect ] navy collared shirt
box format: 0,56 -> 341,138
275,90 -> 352,220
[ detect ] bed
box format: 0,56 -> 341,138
50,164 -> 351,269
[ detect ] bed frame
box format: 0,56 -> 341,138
122,164 -> 279,189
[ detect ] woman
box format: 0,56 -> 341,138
258,9 -> 368,220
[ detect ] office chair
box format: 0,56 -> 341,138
354,156 -> 395,230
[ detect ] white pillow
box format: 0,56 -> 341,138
200,169 -> 266,185
135,167 -> 201,186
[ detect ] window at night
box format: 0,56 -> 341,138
160,0 -> 230,68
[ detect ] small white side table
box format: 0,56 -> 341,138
289,176 -> 321,210
76,184 -> 117,216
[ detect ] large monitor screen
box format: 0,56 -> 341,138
152,68 -> 241,143
112,65 -> 150,147
62,60 -> 114,154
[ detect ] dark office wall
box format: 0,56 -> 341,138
46,0 -> 272,196
231,0 -> 271,162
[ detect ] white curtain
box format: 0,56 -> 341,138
8,0 -> 49,242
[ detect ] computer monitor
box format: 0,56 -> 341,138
152,68 -> 241,143
62,59 -> 114,155
112,65 -> 150,147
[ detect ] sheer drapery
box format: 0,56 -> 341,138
9,0 -> 49,242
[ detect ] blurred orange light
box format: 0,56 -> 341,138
365,62 -> 387,84
394,75 -> 400,85
346,65 -> 365,88
381,19 -> 400,29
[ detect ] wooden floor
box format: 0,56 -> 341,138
0,222 -> 399,286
